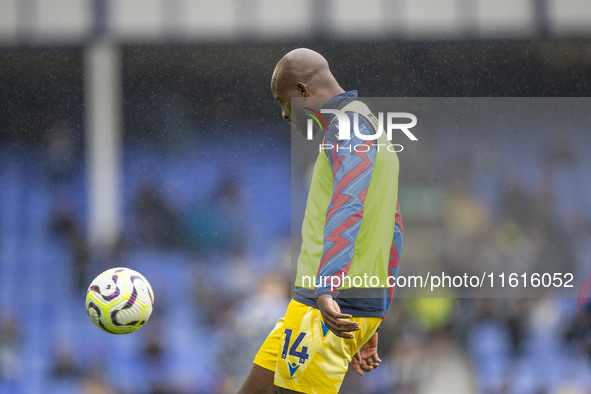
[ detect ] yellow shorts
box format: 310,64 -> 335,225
253,299 -> 381,394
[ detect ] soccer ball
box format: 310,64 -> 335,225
86,267 -> 154,335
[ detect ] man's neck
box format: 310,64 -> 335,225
310,88 -> 346,109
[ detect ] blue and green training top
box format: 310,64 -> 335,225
293,91 -> 404,318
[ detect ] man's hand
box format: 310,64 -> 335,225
351,332 -> 381,376
317,294 -> 360,339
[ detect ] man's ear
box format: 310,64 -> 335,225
296,82 -> 309,97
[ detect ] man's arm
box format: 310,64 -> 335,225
315,118 -> 377,337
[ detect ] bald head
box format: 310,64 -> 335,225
271,48 -> 344,123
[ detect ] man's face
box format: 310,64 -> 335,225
273,84 -> 316,136
272,79 -> 300,125
271,63 -> 306,130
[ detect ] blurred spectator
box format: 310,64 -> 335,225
142,320 -> 169,394
0,313 -> 20,385
405,298 -> 455,334
51,341 -> 81,379
502,182 -> 536,227
50,207 -> 90,292
567,274 -> 591,359
42,115 -> 79,187
81,372 -> 118,394
182,176 -> 246,255
129,182 -> 182,249
445,179 -> 491,242
219,271 -> 290,392
390,332 -> 426,394
467,299 -> 512,393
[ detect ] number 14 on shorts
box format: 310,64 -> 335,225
281,329 -> 310,365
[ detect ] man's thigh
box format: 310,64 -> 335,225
237,364 -> 276,394
273,300 -> 381,394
